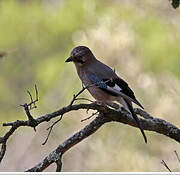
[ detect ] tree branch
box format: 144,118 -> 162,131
161,160 -> 172,172
25,105 -> 180,172
26,113 -> 106,172
1,86 -> 180,171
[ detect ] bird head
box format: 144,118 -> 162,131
65,46 -> 94,66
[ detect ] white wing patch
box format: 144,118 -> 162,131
106,84 -> 140,106
106,83 -> 122,94
113,84 -> 122,91
107,87 -> 120,95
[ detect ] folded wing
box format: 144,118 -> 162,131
87,73 -> 143,109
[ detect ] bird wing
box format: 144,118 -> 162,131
86,73 -> 144,109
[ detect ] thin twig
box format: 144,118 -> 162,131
42,115 -> 63,145
161,160 -> 172,172
69,86 -> 87,106
81,111 -> 99,122
20,84 -> 39,110
0,86 -> 39,162
69,79 -> 112,106
27,90 -> 33,109
27,84 -> 38,109
174,150 -> 180,163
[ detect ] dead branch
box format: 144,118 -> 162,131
174,150 -> 180,164
1,85 -> 180,171
26,106 -> 180,172
26,114 -> 106,172
81,111 -> 99,122
161,160 -> 172,172
161,150 -> 180,172
42,115 -> 63,145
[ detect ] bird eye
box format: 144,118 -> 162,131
74,55 -> 84,64
78,55 -> 83,59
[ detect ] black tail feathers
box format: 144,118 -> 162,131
125,100 -> 147,144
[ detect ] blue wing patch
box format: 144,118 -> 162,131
87,74 -> 107,89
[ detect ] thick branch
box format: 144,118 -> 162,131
1,82 -> 180,171
26,114 -> 107,172
1,100 -> 180,171
25,104 -> 180,172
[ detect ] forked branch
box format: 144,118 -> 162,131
0,85 -> 180,171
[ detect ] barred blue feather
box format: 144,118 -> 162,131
87,73 -> 107,89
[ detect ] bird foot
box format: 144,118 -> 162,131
89,101 -> 107,109
86,101 -> 106,113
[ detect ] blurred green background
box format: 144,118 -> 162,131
0,0 -> 180,172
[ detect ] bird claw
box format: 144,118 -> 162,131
86,101 -> 107,113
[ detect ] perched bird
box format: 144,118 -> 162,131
65,46 -> 147,143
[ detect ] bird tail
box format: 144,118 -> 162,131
125,100 -> 147,144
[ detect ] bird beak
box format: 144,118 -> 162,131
65,57 -> 72,63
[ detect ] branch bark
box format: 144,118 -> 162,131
1,85 -> 180,171
25,103 -> 180,172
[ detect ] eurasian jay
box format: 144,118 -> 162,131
65,46 -> 147,143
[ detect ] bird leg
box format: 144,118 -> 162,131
86,101 -> 107,114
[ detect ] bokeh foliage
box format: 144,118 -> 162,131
0,0 -> 180,172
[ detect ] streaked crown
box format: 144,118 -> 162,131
70,46 -> 92,57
